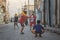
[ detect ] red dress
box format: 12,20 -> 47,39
19,14 -> 28,24
30,15 -> 36,27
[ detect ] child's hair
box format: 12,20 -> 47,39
23,11 -> 27,14
32,13 -> 34,15
37,20 -> 40,24
15,13 -> 17,16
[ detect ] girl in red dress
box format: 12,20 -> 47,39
29,13 -> 36,30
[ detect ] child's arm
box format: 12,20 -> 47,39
41,25 -> 45,33
42,27 -> 44,30
41,25 -> 44,30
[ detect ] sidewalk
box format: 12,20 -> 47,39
44,26 -> 60,34
0,23 -> 5,25
0,22 -> 9,27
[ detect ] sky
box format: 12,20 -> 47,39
7,0 -> 34,17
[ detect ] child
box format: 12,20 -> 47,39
14,13 -> 19,29
33,20 -> 44,37
29,13 -> 36,30
19,11 -> 28,34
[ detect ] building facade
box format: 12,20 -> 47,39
0,0 -> 6,24
44,0 -> 60,27
34,0 -> 60,27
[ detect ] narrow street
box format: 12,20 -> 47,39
0,23 -> 60,40
0,0 -> 60,40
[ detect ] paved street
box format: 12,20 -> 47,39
0,23 -> 60,40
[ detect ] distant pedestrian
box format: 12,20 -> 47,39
33,20 -> 44,37
19,11 -> 28,34
29,13 -> 36,30
14,13 -> 19,29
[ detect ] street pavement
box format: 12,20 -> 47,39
0,23 -> 60,40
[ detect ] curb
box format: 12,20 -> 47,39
45,28 -> 60,35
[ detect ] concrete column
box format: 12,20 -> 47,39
59,0 -> 60,24
54,0 -> 56,26
56,0 -> 59,27
49,0 -> 52,27
58,0 -> 60,27
45,0 -> 49,25
49,0 -> 56,27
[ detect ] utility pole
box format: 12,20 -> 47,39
27,0 -> 29,24
28,0 -> 29,14
55,0 -> 57,26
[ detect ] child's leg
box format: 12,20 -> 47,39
21,27 -> 24,32
20,24 -> 25,34
15,22 -> 19,29
30,23 -> 32,30
16,22 -> 19,29
39,33 -> 42,37
14,22 -> 16,29
35,32 -> 38,37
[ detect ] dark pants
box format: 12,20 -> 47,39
35,32 -> 42,37
14,22 -> 18,26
